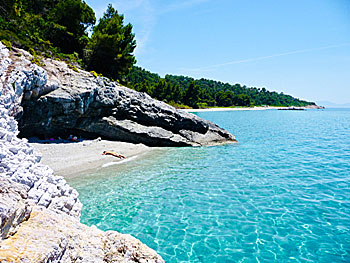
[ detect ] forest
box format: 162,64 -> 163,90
127,66 -> 315,108
0,0 -> 135,82
0,0 -> 315,108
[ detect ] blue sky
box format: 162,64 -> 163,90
85,0 -> 350,104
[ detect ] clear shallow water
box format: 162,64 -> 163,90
69,109 -> 350,262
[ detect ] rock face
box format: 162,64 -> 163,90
3,45 -> 236,146
0,185 -> 164,263
0,39 -> 235,261
0,42 -> 164,262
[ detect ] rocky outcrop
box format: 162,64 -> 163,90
1,43 -> 235,146
277,105 -> 325,110
1,42 -> 164,262
0,44 -> 82,219
0,181 -> 164,263
304,105 -> 325,109
0,38 -> 236,261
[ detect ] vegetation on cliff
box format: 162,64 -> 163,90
1,0 -> 315,108
0,0 -> 135,79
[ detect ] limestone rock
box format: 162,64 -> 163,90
1,41 -> 164,262
0,43 -> 236,146
103,231 -> 164,263
0,207 -> 164,263
0,51 -> 82,218
0,177 -> 32,240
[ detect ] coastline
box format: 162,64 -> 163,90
31,140 -> 154,178
181,105 -> 323,113
31,105 -> 320,178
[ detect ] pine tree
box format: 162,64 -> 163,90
183,82 -> 200,108
85,4 -> 136,82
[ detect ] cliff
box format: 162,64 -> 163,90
0,42 -> 235,262
0,123 -> 163,263
5,45 -> 235,146
0,42 -> 165,262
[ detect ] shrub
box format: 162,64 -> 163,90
31,56 -> 45,67
90,71 -> 98,77
168,101 -> 191,109
1,39 -> 12,50
68,63 -> 79,72
197,102 -> 208,109
29,48 -> 36,56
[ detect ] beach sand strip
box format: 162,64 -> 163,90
31,140 -> 153,178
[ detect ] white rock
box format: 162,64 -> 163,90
0,42 -> 164,262
28,188 -> 45,203
38,192 -> 52,207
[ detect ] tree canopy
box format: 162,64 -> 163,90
1,1 -> 136,81
85,4 -> 136,81
127,66 -> 316,108
46,0 -> 95,54
1,0 -> 95,54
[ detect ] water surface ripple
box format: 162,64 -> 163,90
70,109 -> 350,262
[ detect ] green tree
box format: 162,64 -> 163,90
217,90 -> 234,106
172,83 -> 183,103
153,79 -> 167,101
85,4 -> 136,82
134,80 -> 154,96
233,94 -> 252,106
183,82 -> 200,108
0,0 -> 96,57
46,0 -> 95,54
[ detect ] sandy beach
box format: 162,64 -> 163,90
181,106 -> 310,113
31,106 -> 318,177
31,139 -> 154,178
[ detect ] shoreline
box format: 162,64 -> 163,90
181,105 -> 323,113
31,139 -> 154,178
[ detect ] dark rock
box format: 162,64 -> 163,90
3,44 -> 236,146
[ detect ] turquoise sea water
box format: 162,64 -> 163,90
69,109 -> 350,262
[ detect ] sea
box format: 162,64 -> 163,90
69,108 -> 350,262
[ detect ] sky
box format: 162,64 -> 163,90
85,0 -> 350,104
